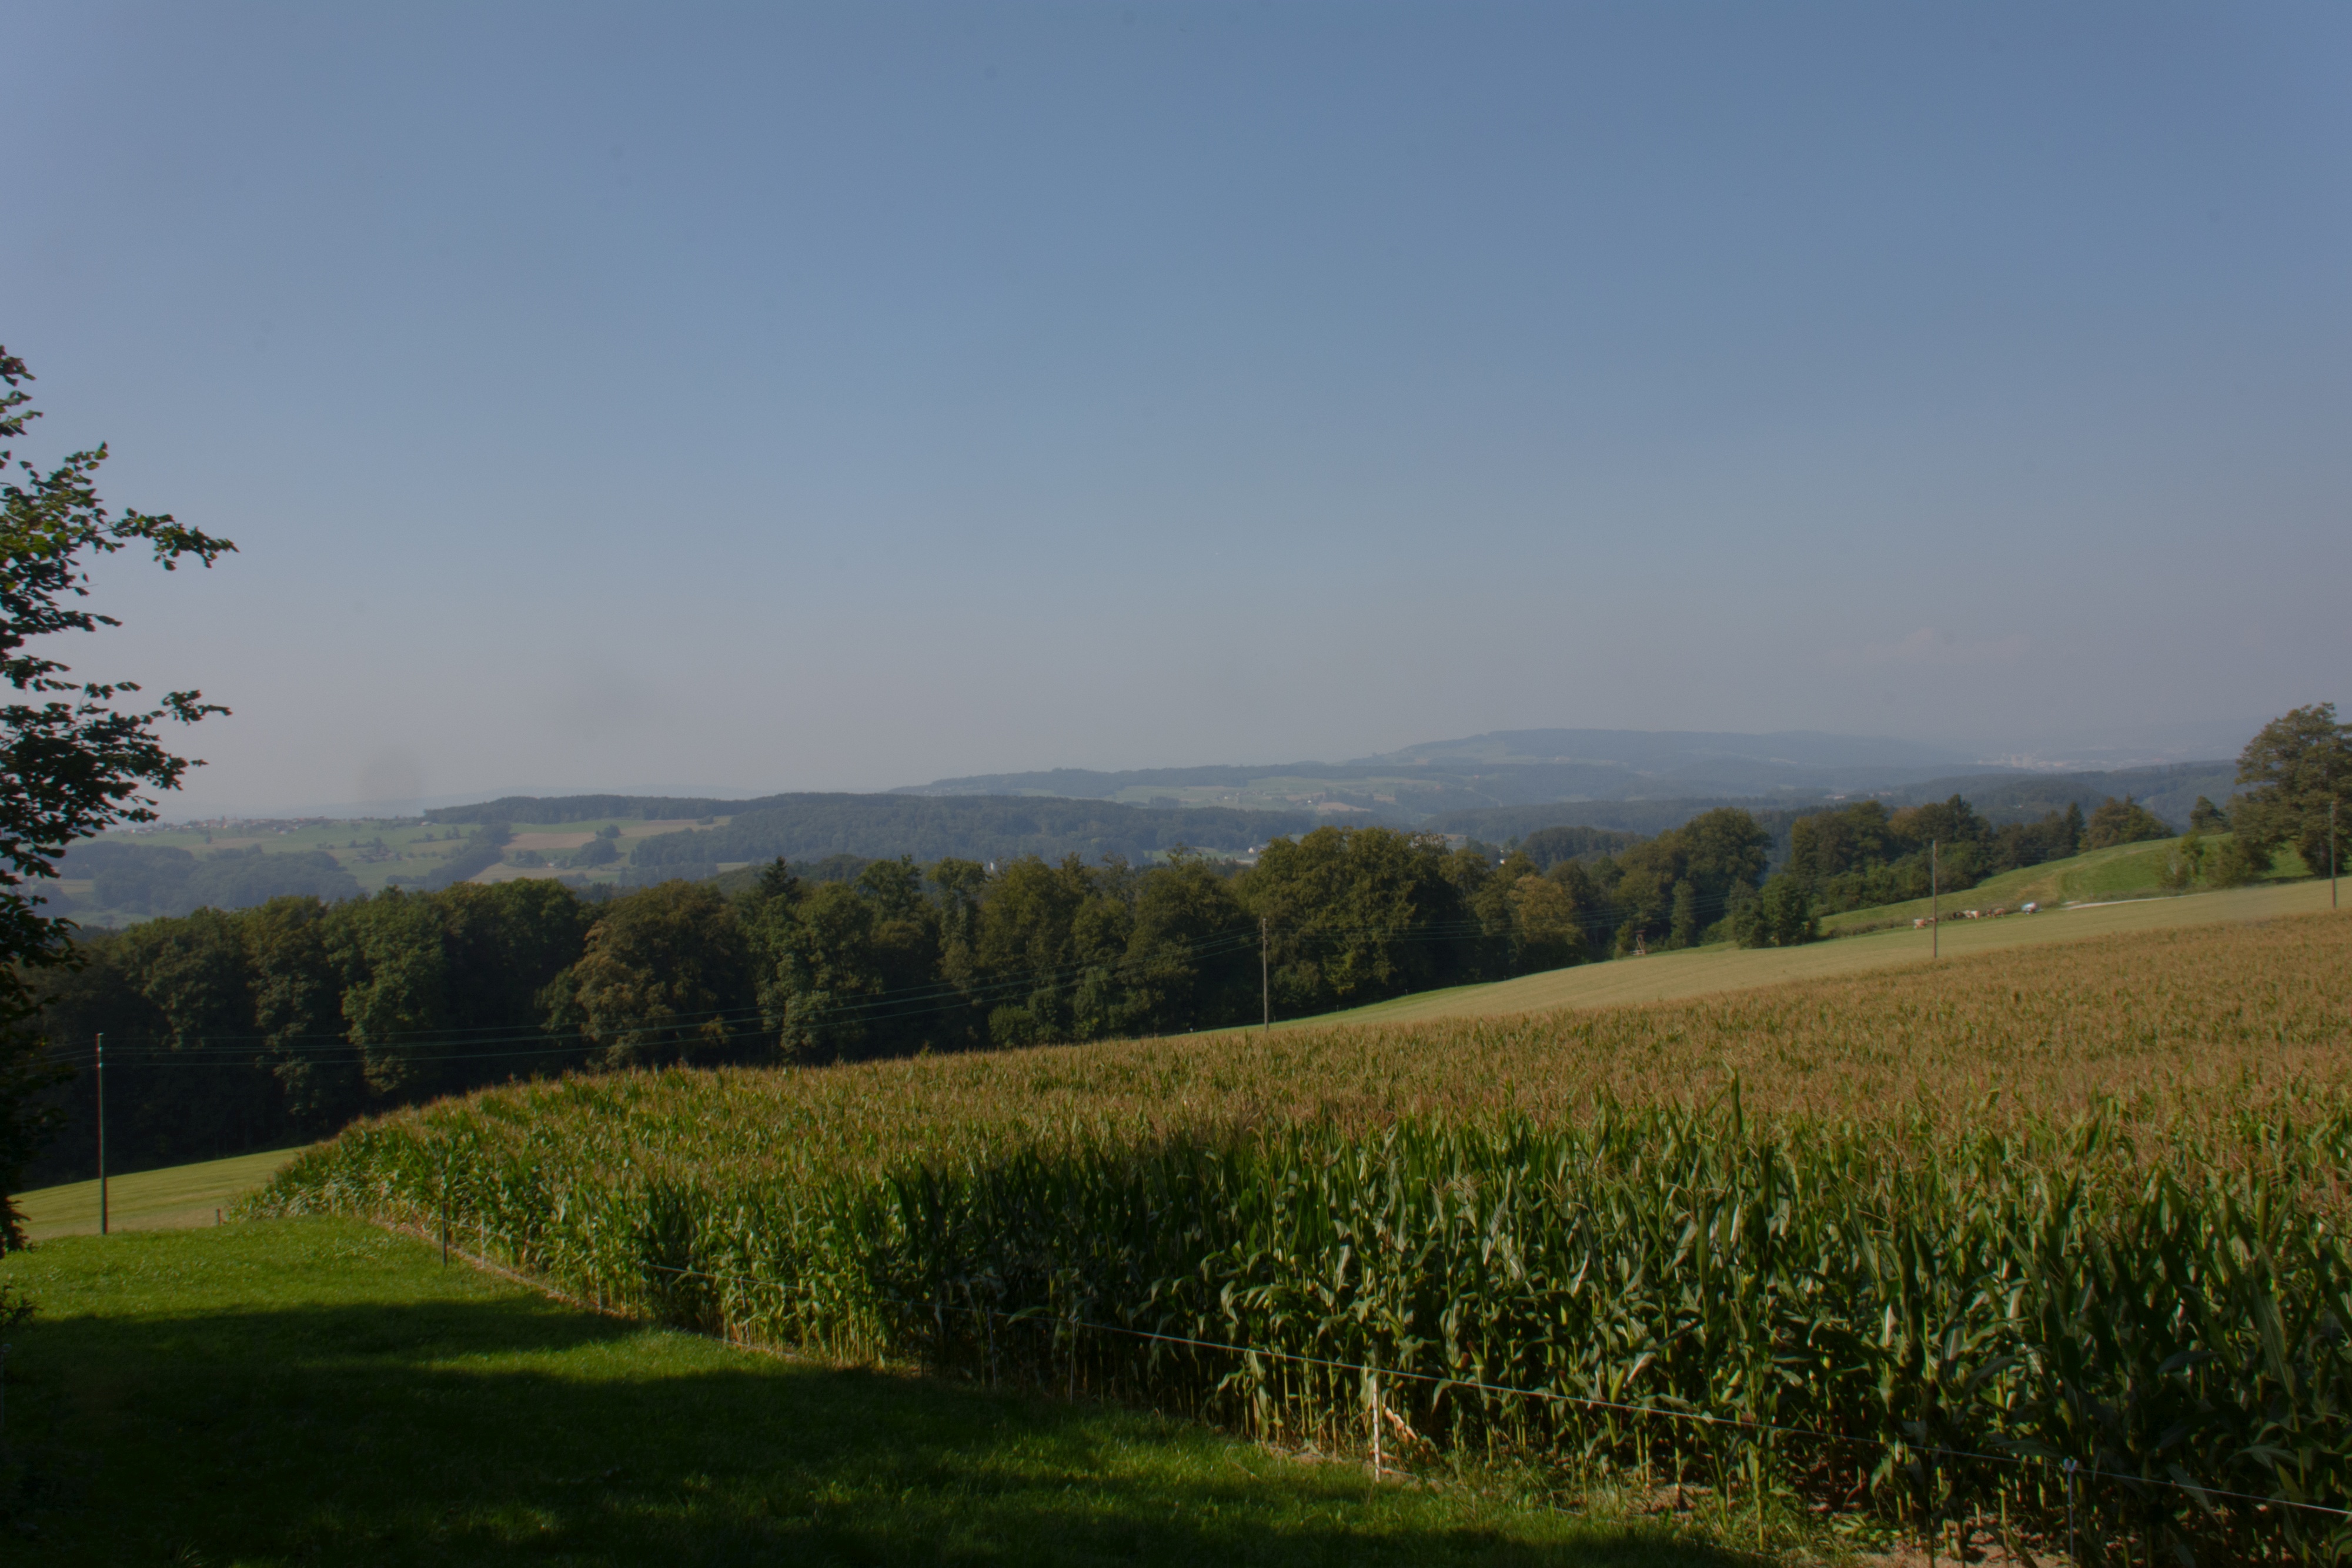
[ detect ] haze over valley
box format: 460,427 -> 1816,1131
5,6 -> 2348,1562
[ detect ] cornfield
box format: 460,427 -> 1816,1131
256,911 -> 2352,1562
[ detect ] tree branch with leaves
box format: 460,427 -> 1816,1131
0,346 -> 234,1249
2232,703 -> 2350,880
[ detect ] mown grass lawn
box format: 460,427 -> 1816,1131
19,1146 -> 311,1241
0,1219 -> 1732,1567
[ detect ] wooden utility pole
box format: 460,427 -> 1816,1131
96,1033 -> 108,1236
1260,917 -> 1271,1031
1930,841 -> 1939,960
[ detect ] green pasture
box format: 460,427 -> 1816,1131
64,819 -> 477,919
1813,834 -> 2306,937
17,1146 -> 311,1241
478,815 -> 730,887
74,814 -> 739,913
1231,874 -> 2344,1031
0,1220 -> 1718,1567
113,817 -> 474,891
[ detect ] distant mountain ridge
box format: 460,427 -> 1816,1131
897,728 -> 2020,823
1354,727 -> 1973,771
415,734 -> 2238,874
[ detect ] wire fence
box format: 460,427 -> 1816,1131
402,1206 -> 2348,1556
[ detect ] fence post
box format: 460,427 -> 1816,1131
2063,1457 -> 2078,1565
1260,917 -> 1270,1032
981,1283 -> 998,1390
95,1034 -> 107,1236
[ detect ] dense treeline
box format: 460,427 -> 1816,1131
1781,796 -> 2074,911
1773,791 -> 2181,912
29,880 -> 596,1183
1428,797 -> 1802,842
1423,763 -> 2226,853
28,814 -> 1789,1184
1511,824 -> 1641,867
1886,761 -> 2224,838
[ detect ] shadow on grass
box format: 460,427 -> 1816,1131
6,1289 -> 1743,1568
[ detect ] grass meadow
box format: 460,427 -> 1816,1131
1,1221 -> 1712,1566
1812,835 -> 2310,938
248,904 -> 2352,1564
18,1147 -> 308,1242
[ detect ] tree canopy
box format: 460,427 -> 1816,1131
0,347 -> 233,1248
2081,795 -> 2173,851
2233,703 -> 2350,877
1778,795 -> 2084,913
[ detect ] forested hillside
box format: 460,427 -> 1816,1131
64,764 -> 2223,935
1423,761 -> 2229,870
427,792 -> 1311,871
54,840 -> 360,917
901,728 -> 2007,819
1879,761 -> 2230,831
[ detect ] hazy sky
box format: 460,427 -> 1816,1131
5,2 -> 2346,813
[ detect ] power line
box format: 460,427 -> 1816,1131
38,872 -> 1943,1072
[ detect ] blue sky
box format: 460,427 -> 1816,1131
5,2 -> 2346,812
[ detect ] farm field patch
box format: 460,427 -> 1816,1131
72,815 -> 740,915
503,817 -> 719,854
1286,874 -> 2341,1030
256,909 -> 2352,1561
1811,834 -> 2307,938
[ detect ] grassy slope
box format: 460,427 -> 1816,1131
0,1219 -> 1715,1568
1812,834 -> 2306,937
19,1146 -> 312,1241
1251,875 -> 2342,1032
